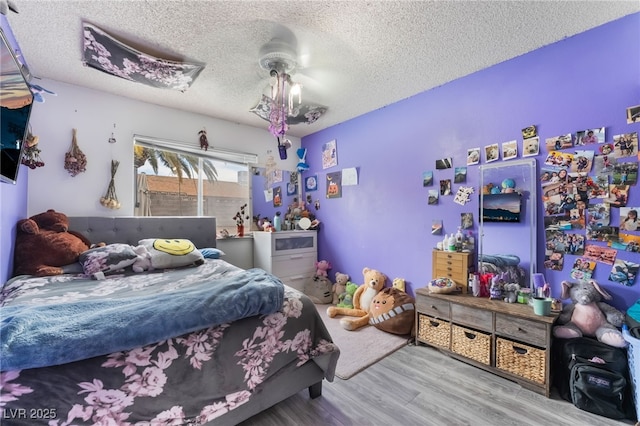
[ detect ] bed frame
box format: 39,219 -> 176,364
67,215 -> 326,425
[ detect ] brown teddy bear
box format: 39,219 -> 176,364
326,267 -> 386,331
332,272 -> 349,305
13,209 -> 93,277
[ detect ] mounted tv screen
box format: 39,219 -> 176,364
481,192 -> 522,223
0,28 -> 33,185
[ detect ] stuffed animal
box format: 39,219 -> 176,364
315,260 -> 332,277
553,280 -> 626,348
131,245 -> 154,273
327,267 -> 387,331
392,277 -> 406,292
13,209 -> 95,277
503,283 -> 520,303
490,272 -> 507,300
332,272 -> 349,305
303,275 -> 333,304
369,287 -> 415,335
337,282 -> 358,308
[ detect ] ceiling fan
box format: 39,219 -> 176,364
249,35 -> 328,145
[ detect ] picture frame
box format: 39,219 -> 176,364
480,193 -> 522,223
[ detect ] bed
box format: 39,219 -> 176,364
0,216 -> 339,426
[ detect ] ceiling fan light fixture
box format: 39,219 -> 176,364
264,64 -> 302,139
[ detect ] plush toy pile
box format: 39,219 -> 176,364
327,267 -> 386,331
13,209 -> 95,277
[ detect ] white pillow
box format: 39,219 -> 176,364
138,238 -> 204,269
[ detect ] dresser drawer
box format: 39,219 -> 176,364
434,269 -> 467,283
416,295 -> 450,320
495,314 -> 547,348
434,255 -> 464,270
451,303 -> 492,331
271,252 -> 316,276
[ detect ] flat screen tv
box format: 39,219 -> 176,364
0,27 -> 33,185
481,192 -> 522,223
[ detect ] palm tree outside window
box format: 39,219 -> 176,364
133,136 -> 255,235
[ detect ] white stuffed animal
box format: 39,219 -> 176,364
131,245 -> 153,273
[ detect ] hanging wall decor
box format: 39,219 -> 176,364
21,128 -> 45,169
100,160 -> 121,210
82,23 -> 205,92
64,128 -> 87,177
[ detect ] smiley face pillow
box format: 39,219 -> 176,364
138,238 -> 205,269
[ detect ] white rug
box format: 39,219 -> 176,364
314,304 -> 410,380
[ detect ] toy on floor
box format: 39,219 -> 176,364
326,267 -> 387,331
392,277 -> 406,292
315,260 -> 332,277
337,282 -> 358,309
304,275 -> 333,304
369,287 -> 415,335
553,280 -> 626,348
332,272 -> 349,305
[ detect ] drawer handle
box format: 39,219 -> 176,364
513,346 -> 528,355
429,320 -> 440,327
289,255 -> 304,260
464,331 -> 476,340
517,327 -> 524,332
430,305 -> 438,310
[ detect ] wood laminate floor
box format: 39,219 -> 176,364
239,343 -> 635,426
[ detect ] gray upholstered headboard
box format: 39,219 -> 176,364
68,216 -> 217,249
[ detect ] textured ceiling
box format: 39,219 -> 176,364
5,1 -> 639,138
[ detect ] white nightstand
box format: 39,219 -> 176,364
253,231 -> 317,292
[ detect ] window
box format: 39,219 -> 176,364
133,135 -> 257,235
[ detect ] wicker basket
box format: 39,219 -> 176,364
451,325 -> 491,365
418,314 -> 451,349
496,338 -> 546,384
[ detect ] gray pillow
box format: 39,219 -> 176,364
79,244 -> 138,276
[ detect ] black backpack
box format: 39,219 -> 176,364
553,337 -> 635,420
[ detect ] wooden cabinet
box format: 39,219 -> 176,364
415,291 -> 557,396
253,231 -> 317,292
432,250 -> 474,293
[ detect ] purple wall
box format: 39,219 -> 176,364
0,16 -> 29,283
273,13 -> 638,311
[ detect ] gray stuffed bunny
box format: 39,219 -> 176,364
553,279 -> 626,347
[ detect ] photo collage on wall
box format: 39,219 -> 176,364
541,121 -> 639,285
426,126 -> 542,237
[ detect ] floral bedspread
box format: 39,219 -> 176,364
0,268 -> 338,425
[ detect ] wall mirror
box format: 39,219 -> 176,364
479,158 -> 537,290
